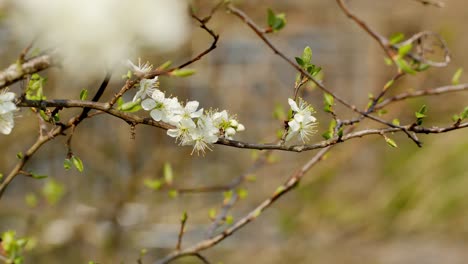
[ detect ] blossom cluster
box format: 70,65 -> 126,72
129,62 -> 245,155
285,98 -> 317,143
0,90 -> 17,135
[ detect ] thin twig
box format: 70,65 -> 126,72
176,212 -> 188,251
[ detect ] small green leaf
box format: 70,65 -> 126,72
237,188 -> 248,199
71,155 -> 84,172
415,105 -> 427,120
452,68 -> 463,85
392,118 -> 400,126
245,174 -> 257,182
208,208 -> 217,220
398,43 -> 413,57
0,173 -> 3,181
322,131 -> 332,140
384,57 -> 393,66
267,8 -> 275,27
163,162 -> 173,185
30,172 -> 48,180
223,190 -> 233,203
79,89 -> 88,100
460,106 -> 468,120
181,211 -> 188,222
117,97 -> 124,107
118,100 -> 142,112
157,60 -> 172,70
171,69 -> 196,77
385,136 -> 398,148
144,179 -> 162,190
42,179 -> 65,205
225,215 -> 234,225
16,152 -> 23,159
377,109 -> 388,116
452,114 -> 460,122
63,159 -> 72,170
324,93 -> 334,106
389,32 -> 405,45
416,63 -> 430,72
395,58 -> 417,74
168,190 -> 178,198
301,46 -> 312,63
25,193 -> 38,208
383,79 -> 394,90
295,57 -> 304,66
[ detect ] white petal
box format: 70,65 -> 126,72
225,127 -> 236,136
133,89 -> 145,102
150,109 -> 163,121
191,108 -> 203,118
294,113 -> 305,123
141,98 -> 156,110
185,101 -> 199,113
0,92 -> 15,102
0,102 -> 17,114
151,89 -> 165,102
288,98 -> 300,112
229,119 -> 238,127
167,129 -> 180,138
0,112 -> 14,135
288,120 -> 300,131
236,123 -> 245,131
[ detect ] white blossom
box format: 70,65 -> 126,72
127,59 -> 153,77
167,119 -> 196,146
133,77 -> 159,102
286,98 -> 317,143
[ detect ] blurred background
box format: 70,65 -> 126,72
1,0 -> 468,263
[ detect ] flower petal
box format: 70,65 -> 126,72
141,98 -> 156,110
150,109 -> 164,121
185,101 -> 199,113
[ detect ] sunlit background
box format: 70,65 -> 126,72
1,0 -> 468,263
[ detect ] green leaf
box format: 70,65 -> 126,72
384,57 -> 393,66
171,69 -> 196,77
118,100 -> 142,112
383,79 -> 394,90
25,193 -> 38,208
416,63 -> 430,72
460,106 -> 468,120
301,46 -> 312,63
390,32 -> 405,45
452,114 -> 460,122
385,136 -> 398,148
30,172 -> 48,180
415,105 -> 427,120
79,89 -> 88,100
42,179 -> 65,205
63,159 -> 72,170
322,131 -> 332,140
223,190 -> 233,203
392,118 -> 400,126
71,155 -> 84,172
208,208 -> 217,220
168,190 -> 178,198
267,8 -> 275,27
157,60 -> 172,70
144,179 -> 162,190
395,58 -> 417,75
295,57 -> 304,66
398,43 -> 413,57
237,188 -> 248,199
225,215 -> 234,225
163,162 -> 173,185
16,152 -> 23,160
26,73 -> 47,100
117,97 -> 124,107
377,109 -> 388,116
452,68 -> 463,85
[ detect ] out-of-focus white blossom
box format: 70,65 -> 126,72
8,0 -> 189,79
285,98 -> 317,143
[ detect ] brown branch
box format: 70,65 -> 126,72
154,147 -> 331,264
412,0 -> 445,7
226,4 -> 420,145
375,83 -> 468,110
0,55 -> 53,89
176,212 -> 188,251
16,99 -> 468,153
336,0 -> 393,60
